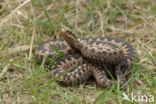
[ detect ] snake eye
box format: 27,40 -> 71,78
66,30 -> 77,39
60,28 -> 77,39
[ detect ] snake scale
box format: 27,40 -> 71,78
35,29 -> 137,87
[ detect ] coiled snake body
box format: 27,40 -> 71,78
35,29 -> 137,87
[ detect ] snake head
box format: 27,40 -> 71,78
59,28 -> 83,51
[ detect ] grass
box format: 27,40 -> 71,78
0,0 -> 156,103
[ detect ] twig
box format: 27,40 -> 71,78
28,1 -> 36,61
0,45 -> 32,56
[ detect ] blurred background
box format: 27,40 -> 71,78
0,0 -> 156,103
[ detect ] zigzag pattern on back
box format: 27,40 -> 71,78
35,29 -> 137,87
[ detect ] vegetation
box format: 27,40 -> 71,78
0,0 -> 156,103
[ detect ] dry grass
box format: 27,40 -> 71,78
0,0 -> 156,104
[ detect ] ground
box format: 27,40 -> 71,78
0,0 -> 156,104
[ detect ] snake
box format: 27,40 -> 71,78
35,29 -> 137,87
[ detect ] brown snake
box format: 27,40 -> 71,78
35,29 -> 137,87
